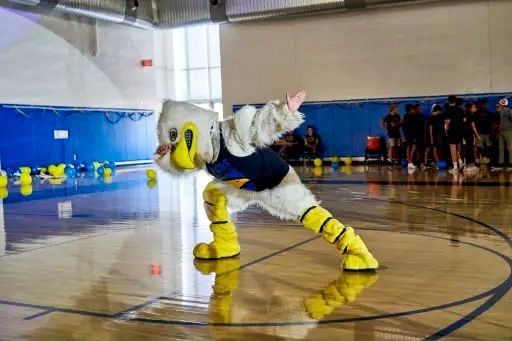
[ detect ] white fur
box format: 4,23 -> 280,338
155,99 -> 314,221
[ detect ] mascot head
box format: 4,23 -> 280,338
155,101 -> 218,175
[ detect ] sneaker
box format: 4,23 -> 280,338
458,160 -> 465,170
449,167 -> 459,174
408,163 -> 417,170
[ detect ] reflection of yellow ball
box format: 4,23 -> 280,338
147,179 -> 157,188
313,158 -> 323,167
344,156 -> 353,165
49,178 -> 65,185
342,165 -> 353,176
146,169 -> 157,180
0,187 -> 8,199
20,185 -> 32,196
331,156 -> 340,163
20,167 -> 31,174
103,175 -> 113,184
104,168 -> 112,176
0,176 -> 7,187
313,167 -> 323,177
20,174 -> 32,185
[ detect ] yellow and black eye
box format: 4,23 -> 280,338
169,128 -> 178,142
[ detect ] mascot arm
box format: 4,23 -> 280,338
245,100 -> 304,148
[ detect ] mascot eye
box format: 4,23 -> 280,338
169,128 -> 178,142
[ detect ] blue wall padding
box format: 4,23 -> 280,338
0,105 -> 156,169
234,92 -> 511,157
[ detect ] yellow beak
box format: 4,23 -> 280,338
171,122 -> 198,169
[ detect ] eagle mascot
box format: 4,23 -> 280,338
155,91 -> 378,271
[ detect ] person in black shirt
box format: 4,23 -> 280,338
444,95 -> 464,173
475,99 -> 493,165
304,125 -> 320,160
403,104 -> 424,170
381,104 -> 401,165
463,102 -> 480,172
281,129 -> 302,160
427,105 -> 445,166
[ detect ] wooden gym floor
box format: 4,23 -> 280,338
0,165 -> 510,341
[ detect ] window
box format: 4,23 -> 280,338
172,25 -> 223,118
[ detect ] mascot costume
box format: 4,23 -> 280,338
155,91 -> 378,271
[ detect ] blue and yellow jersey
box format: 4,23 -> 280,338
206,131 -> 290,192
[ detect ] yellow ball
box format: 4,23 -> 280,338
147,179 -> 157,188
20,185 -> 32,196
103,175 -> 113,184
0,187 -> 8,199
313,158 -> 323,167
55,164 -> 66,176
48,165 -> 56,176
344,156 -> 353,165
103,168 -> 112,176
331,156 -> 340,163
20,174 -> 32,185
20,167 -> 31,175
0,176 -> 7,187
146,169 -> 157,180
313,166 -> 323,177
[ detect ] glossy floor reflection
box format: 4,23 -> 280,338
0,165 -> 511,341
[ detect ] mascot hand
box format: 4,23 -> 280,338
286,91 -> 306,112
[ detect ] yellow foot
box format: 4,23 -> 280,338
193,242 -> 240,260
342,236 -> 379,271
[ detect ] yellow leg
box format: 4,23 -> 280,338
304,272 -> 378,320
299,206 -> 379,270
193,182 -> 241,259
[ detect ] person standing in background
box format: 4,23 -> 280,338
414,103 -> 426,168
475,99 -> 493,166
427,104 -> 444,167
403,104 -> 418,170
381,104 -> 402,166
444,95 -> 465,173
493,98 -> 512,171
463,102 -> 480,172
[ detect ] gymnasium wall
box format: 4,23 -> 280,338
221,0 -> 512,112
0,105 -> 156,169
0,4 -> 159,109
0,4 -> 164,168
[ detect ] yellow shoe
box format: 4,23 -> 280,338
193,222 -> 241,259
304,272 -> 378,320
299,206 -> 379,271
340,235 -> 379,271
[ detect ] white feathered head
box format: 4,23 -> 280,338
155,101 -> 218,175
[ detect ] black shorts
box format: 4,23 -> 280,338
447,134 -> 463,145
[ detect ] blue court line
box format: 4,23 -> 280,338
364,198 -> 512,340
302,179 -> 512,187
24,308 -> 57,320
111,291 -> 178,320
